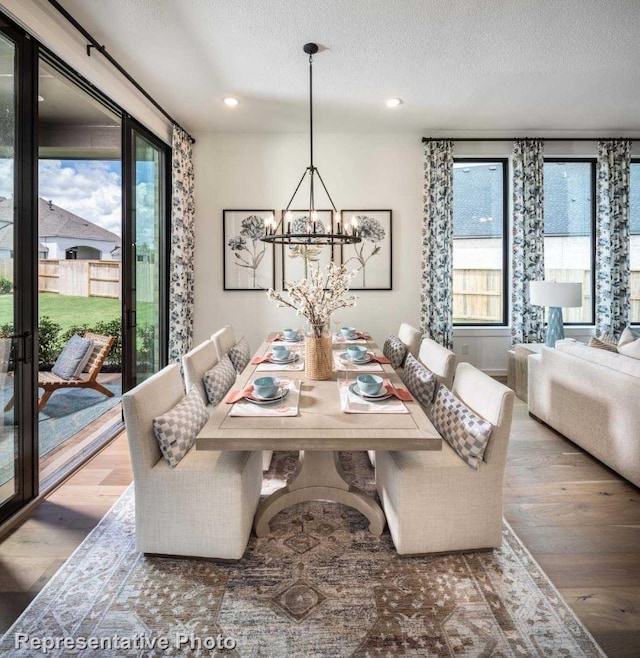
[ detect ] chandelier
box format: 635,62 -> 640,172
261,43 -> 361,246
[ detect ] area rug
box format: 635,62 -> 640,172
0,383 -> 121,485
0,451 -> 605,657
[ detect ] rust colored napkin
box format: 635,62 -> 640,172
267,333 -> 283,342
225,385 -> 254,404
368,354 -> 390,364
251,353 -> 272,365
383,381 -> 413,401
356,332 -> 373,340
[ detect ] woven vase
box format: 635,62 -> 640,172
304,322 -> 333,380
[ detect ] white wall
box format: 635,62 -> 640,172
193,133 -> 611,375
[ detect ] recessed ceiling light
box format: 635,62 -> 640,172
386,98 -> 403,108
223,97 -> 239,107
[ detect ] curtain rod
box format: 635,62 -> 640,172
422,137 -> 633,143
46,0 -> 195,144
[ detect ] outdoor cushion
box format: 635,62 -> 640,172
401,353 -> 436,407
152,386 -> 209,468
430,385 -> 494,469
383,334 -> 408,370
203,354 -> 237,406
51,334 -> 94,380
228,337 -> 251,373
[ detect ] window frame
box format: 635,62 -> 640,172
452,157 -> 509,327
543,158 -> 596,326
631,158 -> 640,326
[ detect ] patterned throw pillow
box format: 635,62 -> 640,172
400,354 -> 436,407
152,386 -> 209,468
51,334 -> 94,380
588,337 -> 618,353
383,334 -> 408,370
203,354 -> 237,405
430,386 -> 494,469
228,337 -> 251,373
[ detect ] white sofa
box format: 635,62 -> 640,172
528,339 -> 640,488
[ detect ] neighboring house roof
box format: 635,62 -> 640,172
38,198 -> 120,243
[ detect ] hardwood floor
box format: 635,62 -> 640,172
0,398 -> 638,656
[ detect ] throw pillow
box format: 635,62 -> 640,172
618,326 -> 639,349
383,334 -> 408,370
588,337 -> 618,353
152,386 -> 209,468
203,354 -> 237,405
51,334 -> 94,380
430,386 -> 494,469
228,337 -> 251,373
618,336 -> 640,360
400,353 -> 436,407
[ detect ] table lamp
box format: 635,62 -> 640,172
529,281 -> 582,347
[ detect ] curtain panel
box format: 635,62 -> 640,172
168,125 -> 196,362
511,139 -> 545,345
421,140 -> 454,349
595,139 -> 631,337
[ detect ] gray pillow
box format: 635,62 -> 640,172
383,334 -> 408,370
203,354 -> 237,405
51,334 -> 94,380
228,337 -> 251,373
152,386 -> 209,468
430,386 -> 493,469
400,353 -> 436,407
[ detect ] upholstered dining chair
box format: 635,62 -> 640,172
183,340 -> 272,471
397,322 -> 422,358
212,324 -> 252,374
375,362 -> 514,555
211,325 -> 237,361
418,337 -> 456,390
122,363 -> 263,559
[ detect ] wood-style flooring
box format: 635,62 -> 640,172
0,398 -> 638,657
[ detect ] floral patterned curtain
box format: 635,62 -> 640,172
168,125 -> 195,362
511,139 -> 545,344
595,139 -> 631,337
421,140 -> 454,349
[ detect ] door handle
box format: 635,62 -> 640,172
4,332 -> 32,364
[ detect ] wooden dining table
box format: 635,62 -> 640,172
196,334 -> 441,537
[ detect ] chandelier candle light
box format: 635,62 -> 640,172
261,43 -> 362,247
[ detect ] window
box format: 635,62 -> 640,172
543,160 -> 594,324
453,160 -> 507,325
631,160 -> 640,324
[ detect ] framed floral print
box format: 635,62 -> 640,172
223,209 -> 275,290
281,209 -> 337,288
340,209 -> 392,290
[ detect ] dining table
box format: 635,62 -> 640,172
196,332 -> 442,537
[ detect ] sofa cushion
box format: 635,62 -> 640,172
400,353 -> 436,407
152,386 -> 209,468
228,337 -> 251,373
555,340 -> 640,378
52,334 -> 94,380
588,337 -> 618,353
203,354 -> 237,406
430,386 -> 493,469
383,334 -> 408,370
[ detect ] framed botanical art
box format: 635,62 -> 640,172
223,209 -> 275,290
340,209 -> 392,290
281,209 -> 337,288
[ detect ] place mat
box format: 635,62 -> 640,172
333,352 -> 384,372
333,333 -> 369,345
229,380 -> 300,417
252,352 -> 305,371
338,381 -> 410,414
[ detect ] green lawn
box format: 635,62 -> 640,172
0,293 -> 154,330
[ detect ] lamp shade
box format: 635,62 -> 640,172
529,281 -> 582,308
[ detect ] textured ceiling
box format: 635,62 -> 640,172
56,0 -> 640,135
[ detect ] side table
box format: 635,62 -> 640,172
507,343 -> 545,402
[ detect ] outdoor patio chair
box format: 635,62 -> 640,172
5,332 -> 115,412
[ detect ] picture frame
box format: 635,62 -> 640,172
340,209 -> 392,290
223,209 -> 275,290
281,209 -> 337,288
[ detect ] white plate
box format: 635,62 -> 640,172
247,388 -> 290,404
349,382 -> 392,401
280,334 -> 303,343
339,351 -> 372,364
268,353 -> 299,364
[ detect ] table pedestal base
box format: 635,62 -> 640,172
254,450 -> 386,537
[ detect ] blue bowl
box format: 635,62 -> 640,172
253,376 -> 278,398
356,374 -> 383,396
272,345 -> 291,359
340,326 -> 357,338
283,328 -> 298,340
347,345 -> 367,361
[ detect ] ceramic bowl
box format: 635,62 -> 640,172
283,328 -> 298,340
356,374 -> 383,396
272,345 -> 291,360
340,326 -> 357,338
347,345 -> 367,361
253,376 -> 279,398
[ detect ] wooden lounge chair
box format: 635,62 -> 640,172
4,332 -> 116,412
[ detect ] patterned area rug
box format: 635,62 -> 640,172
0,451 -> 605,657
